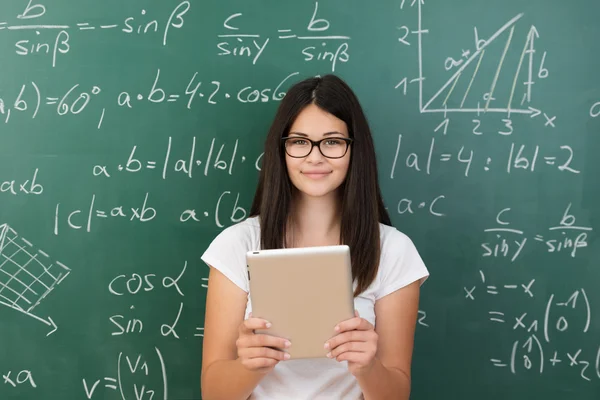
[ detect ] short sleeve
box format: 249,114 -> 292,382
200,222 -> 253,293
376,228 -> 429,300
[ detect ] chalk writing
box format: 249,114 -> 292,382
91,137 -> 262,180
481,204 -> 592,261
0,71 -> 299,129
0,0 -> 598,399
390,134 -> 580,178
0,168 -> 43,196
217,2 -> 350,71
0,224 -> 67,335
82,349 -> 168,399
2,369 -> 36,389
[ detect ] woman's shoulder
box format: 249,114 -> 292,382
203,216 -> 261,254
217,216 -> 261,239
377,222 -> 414,248
201,216 -> 261,292
375,222 -> 429,291
378,222 -> 428,270
234,215 -> 261,230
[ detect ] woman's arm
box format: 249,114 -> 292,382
357,280 -> 420,400
200,267 -> 268,400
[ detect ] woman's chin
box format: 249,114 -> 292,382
296,185 -> 339,199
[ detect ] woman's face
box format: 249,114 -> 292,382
284,104 -> 351,199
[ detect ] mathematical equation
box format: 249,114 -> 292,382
481,204 -> 592,261
82,349 -> 168,400
1,1 -> 351,72
487,287 -> 597,382
390,134 -> 580,179
491,336 -> 600,382
0,70 -> 299,130
52,189 -> 250,235
92,137 -> 262,181
0,1 -> 190,66
217,2 -> 350,71
464,257 -> 597,383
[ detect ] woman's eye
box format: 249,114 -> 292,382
291,139 -> 307,145
325,139 -> 344,146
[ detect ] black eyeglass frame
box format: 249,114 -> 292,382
280,136 -> 354,159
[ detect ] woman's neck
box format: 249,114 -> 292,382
287,191 -> 342,248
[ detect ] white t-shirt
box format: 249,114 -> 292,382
201,216 -> 429,400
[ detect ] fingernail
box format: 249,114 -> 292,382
326,352 -> 332,358
334,325 -> 340,332
284,341 -> 291,348
265,322 -> 272,328
284,353 -> 291,360
324,342 -> 329,349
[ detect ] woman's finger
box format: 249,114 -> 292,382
334,351 -> 364,364
327,341 -> 367,359
325,331 -> 370,351
249,334 -> 291,350
240,318 -> 272,334
242,346 -> 290,361
240,357 -> 279,371
334,317 -> 373,334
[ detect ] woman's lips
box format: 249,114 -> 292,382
302,171 -> 330,179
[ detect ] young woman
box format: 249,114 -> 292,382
200,74 -> 429,399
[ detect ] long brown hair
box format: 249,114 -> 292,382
249,74 -> 391,297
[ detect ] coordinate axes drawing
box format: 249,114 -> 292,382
0,223 -> 70,335
411,1 -> 550,120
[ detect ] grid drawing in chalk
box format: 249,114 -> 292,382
0,223 -> 70,314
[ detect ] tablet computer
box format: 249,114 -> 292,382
246,245 -> 355,359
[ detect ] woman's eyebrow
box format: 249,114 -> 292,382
288,131 -> 347,137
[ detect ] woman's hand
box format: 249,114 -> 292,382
236,313 -> 291,374
324,310 -> 378,377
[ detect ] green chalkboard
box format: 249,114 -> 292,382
1,0 -> 599,399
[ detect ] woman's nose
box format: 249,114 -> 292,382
305,143 -> 325,162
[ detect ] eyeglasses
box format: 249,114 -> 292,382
281,136 -> 353,159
